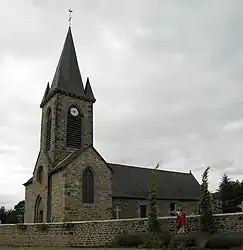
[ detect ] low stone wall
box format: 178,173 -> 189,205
0,213 -> 243,247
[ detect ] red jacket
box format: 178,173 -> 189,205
176,212 -> 186,229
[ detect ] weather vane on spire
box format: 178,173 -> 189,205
68,9 -> 73,27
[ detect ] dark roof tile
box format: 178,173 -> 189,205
40,27 -> 85,106
109,163 -> 200,200
40,82 -> 50,107
50,27 -> 85,96
23,177 -> 33,186
84,77 -> 96,103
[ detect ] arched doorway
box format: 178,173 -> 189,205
34,195 -> 44,223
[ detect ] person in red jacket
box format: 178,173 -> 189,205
176,208 -> 186,234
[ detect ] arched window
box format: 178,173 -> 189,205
46,108 -> 52,151
37,166 -> 43,184
34,195 -> 44,223
82,168 -> 94,203
66,106 -> 82,149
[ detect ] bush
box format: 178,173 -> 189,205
115,232 -> 146,247
143,230 -> 171,248
205,232 -> 243,249
159,229 -> 171,246
171,234 -> 197,248
171,232 -> 210,249
115,230 -> 171,248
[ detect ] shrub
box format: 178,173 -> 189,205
115,231 -> 171,248
115,232 -> 146,247
143,230 -> 171,248
205,232 -> 243,249
171,234 -> 196,248
159,229 -> 171,246
171,231 -> 210,249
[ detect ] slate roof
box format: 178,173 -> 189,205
40,27 -> 95,107
110,163 -> 200,200
40,82 -> 50,106
84,77 -> 96,102
23,159 -> 200,200
23,177 -> 33,186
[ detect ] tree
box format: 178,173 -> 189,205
14,200 -> 25,223
0,206 -> 7,224
145,162 -> 163,248
148,163 -> 160,233
219,173 -> 232,212
5,209 -> 18,224
200,166 -> 215,233
218,174 -> 241,213
0,200 -> 25,224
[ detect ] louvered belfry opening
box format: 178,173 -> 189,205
46,108 -> 52,151
66,108 -> 82,149
83,168 -> 94,203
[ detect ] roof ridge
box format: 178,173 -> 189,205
109,162 -> 191,175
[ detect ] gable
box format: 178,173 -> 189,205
62,146 -> 112,192
32,150 -> 53,175
23,150 -> 53,186
63,146 -> 112,205
68,146 -> 112,172
110,163 -> 200,200
49,145 -> 112,175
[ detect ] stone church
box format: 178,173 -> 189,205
23,27 -> 200,223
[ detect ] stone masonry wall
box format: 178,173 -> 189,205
24,152 -> 50,223
64,147 -> 113,221
51,170 -> 66,222
53,94 -> 93,166
113,198 -> 199,219
40,93 -> 93,167
1,213 -> 243,247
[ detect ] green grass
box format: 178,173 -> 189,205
3,246 -> 151,250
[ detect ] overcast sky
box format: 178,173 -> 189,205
1,0 -> 243,209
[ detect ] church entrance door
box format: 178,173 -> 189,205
34,195 -> 44,223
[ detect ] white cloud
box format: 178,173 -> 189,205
224,121 -> 243,131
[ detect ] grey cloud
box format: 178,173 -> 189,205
1,0 -> 243,207
0,147 -> 18,155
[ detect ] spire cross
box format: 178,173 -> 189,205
68,9 -> 73,27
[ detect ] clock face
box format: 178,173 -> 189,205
70,107 -> 79,117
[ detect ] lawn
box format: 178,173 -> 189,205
0,248 -> 129,250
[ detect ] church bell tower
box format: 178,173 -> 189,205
39,27 -> 96,166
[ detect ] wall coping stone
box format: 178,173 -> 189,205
1,212 -> 243,226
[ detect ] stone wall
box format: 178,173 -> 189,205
24,152 -> 50,223
52,94 -> 93,166
51,170 -> 66,222
1,213 -> 243,247
64,147 -> 113,222
112,198 -> 199,219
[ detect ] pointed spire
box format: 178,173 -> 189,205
84,77 -> 96,103
49,27 -> 85,98
40,82 -> 50,107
